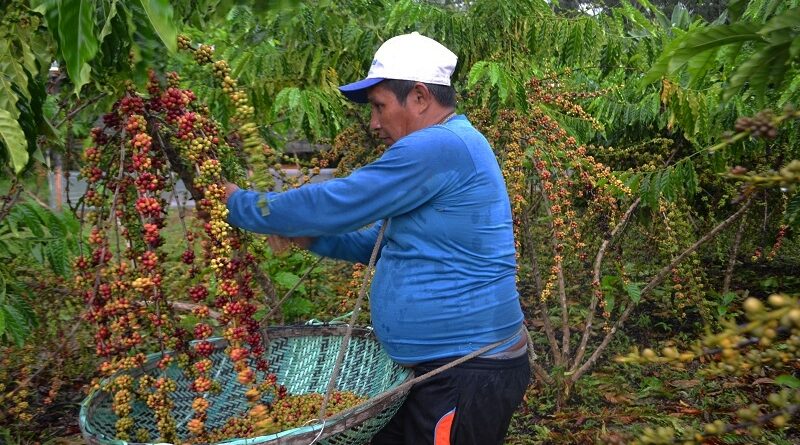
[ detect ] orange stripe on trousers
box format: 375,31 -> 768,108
434,409 -> 455,445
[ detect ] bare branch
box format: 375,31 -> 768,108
570,197 -> 640,372
527,330 -> 555,385
541,189 -> 570,363
24,189 -> 49,208
522,185 -> 561,365
531,360 -> 553,385
723,208 -> 749,294
569,195 -> 754,384
55,93 -> 108,129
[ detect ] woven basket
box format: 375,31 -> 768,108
79,325 -> 412,445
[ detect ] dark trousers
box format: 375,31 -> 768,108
371,353 -> 531,445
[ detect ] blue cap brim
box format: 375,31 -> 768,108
338,77 -> 384,103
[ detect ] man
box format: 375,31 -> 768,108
224,32 -> 530,445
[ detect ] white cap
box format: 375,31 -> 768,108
339,32 -> 458,103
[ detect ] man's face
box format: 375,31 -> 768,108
367,83 -> 415,146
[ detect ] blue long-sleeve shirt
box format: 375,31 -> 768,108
227,115 -> 524,364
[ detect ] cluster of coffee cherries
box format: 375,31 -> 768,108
109,375 -> 136,440
73,69 -> 278,442
590,138 -> 673,174
335,263 -> 373,320
143,71 -> 270,438
491,111 -> 528,260
75,75 -> 192,440
527,73 -> 609,132
728,158 -> 800,196
650,199 -> 709,320
328,124 -> 386,176
0,351 -> 34,423
177,35 -> 275,191
251,390 -> 367,435
189,377 -> 363,441
766,224 -> 789,261
199,374 -> 286,439
75,32 -> 376,439
139,375 -> 178,441
734,110 -> 778,139
178,34 -> 338,198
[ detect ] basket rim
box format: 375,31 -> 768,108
79,324 -> 412,445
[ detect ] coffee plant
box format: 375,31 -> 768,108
618,294 -> 800,444
69,62 -> 361,441
0,202 -> 80,345
2,0 -> 799,443
0,198 -> 90,437
0,282 -> 92,433
74,73 -> 256,442
465,76 -> 761,405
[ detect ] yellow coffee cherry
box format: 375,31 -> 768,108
743,297 -> 763,314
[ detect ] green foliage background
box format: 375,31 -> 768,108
1,0 -> 799,442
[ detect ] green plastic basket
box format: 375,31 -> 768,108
79,325 -> 412,445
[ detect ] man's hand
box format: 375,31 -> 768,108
267,235 -> 315,254
289,236 -> 314,249
221,181 -> 315,251
223,182 -> 240,205
266,235 -> 293,254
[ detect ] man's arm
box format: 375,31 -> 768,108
222,128 -> 467,238
309,221 -> 384,264
223,182 -> 240,204
225,182 -> 376,262
268,229 -> 379,264
264,235 -> 313,253
225,183 -> 315,253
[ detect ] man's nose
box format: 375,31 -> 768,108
370,114 -> 380,130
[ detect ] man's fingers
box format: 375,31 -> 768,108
223,182 -> 240,204
290,236 -> 314,249
267,235 -> 315,253
266,235 -> 292,254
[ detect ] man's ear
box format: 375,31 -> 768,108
410,82 -> 432,111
